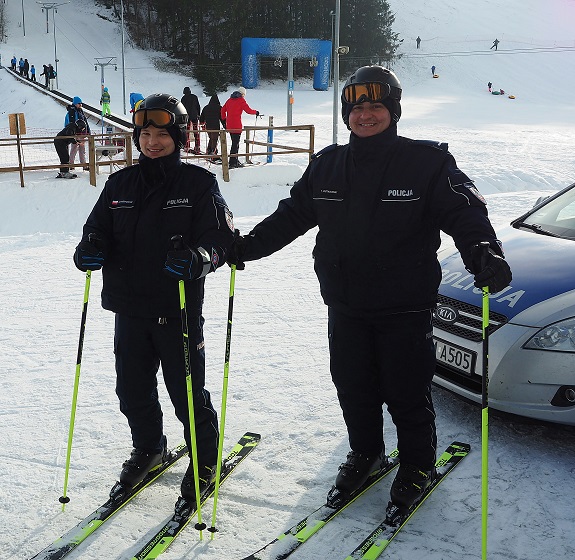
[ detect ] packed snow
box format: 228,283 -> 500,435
1,1 -> 574,559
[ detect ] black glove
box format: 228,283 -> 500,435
164,246 -> 201,280
470,243 -> 512,293
73,235 -> 105,271
256,111 -> 260,117
226,229 -> 247,270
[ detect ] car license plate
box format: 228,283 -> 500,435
434,337 -> 475,375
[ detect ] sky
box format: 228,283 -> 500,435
1,1 -> 575,559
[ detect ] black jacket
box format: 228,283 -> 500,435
242,126 -> 500,317
181,92 -> 201,122
200,96 -> 225,130
54,123 -> 81,147
79,151 -> 234,318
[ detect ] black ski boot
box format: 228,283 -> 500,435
334,450 -> 387,495
389,463 -> 436,512
180,463 -> 216,502
119,435 -> 167,488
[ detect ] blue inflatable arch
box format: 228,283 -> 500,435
241,38 -> 331,91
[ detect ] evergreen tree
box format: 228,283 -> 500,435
99,0 -> 402,92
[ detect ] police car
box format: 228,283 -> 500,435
433,181 -> 575,425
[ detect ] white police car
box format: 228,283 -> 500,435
433,181 -> 575,425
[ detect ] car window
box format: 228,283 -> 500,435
523,186 -> 575,239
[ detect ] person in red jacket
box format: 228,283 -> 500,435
220,87 -> 259,168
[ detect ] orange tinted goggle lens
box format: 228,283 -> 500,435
133,108 -> 174,128
343,82 -> 391,104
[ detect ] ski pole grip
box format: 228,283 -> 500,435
171,234 -> 184,251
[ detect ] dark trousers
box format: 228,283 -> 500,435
207,131 -> 220,154
114,314 -> 219,466
229,132 -> 241,164
186,121 -> 201,152
328,308 -> 437,469
54,139 -> 70,173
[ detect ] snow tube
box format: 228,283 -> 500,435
433,74 -> 439,78
508,95 -> 516,99
491,91 -> 501,95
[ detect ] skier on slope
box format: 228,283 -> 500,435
72,93 -> 234,501
226,65 -> 512,512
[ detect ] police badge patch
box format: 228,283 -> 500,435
462,181 -> 486,204
225,207 -> 234,231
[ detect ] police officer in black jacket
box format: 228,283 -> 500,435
73,93 -> 235,500
226,66 -> 511,512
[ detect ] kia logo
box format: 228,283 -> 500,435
435,305 -> 459,324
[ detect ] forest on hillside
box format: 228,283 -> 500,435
97,0 -> 402,93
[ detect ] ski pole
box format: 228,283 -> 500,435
59,235 -> 95,510
171,235 -> 205,539
480,241 -> 490,560
209,263 -> 237,538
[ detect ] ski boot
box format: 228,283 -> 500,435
180,463 -> 216,502
119,435 -> 167,488
389,463 -> 436,512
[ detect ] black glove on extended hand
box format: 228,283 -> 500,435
73,236 -> 105,271
226,229 -> 247,270
471,244 -> 512,293
164,247 -> 201,280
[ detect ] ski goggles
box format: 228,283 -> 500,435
133,108 -> 175,129
342,82 -> 394,104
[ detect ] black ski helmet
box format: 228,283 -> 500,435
132,93 -> 188,151
341,66 -> 402,129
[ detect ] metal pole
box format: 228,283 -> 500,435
287,57 -> 294,126
53,9 -> 59,89
22,0 -> 26,36
332,0 -> 341,144
120,0 -> 127,114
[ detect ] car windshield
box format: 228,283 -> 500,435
516,184 -> 575,239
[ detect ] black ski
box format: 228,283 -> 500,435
130,431 -> 261,560
343,441 -> 471,559
29,442 -> 188,560
241,449 -> 400,560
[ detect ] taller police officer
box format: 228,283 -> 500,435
226,66 -> 511,512
73,93 -> 235,501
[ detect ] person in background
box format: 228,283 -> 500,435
129,92 -> 145,113
416,36 -> 421,49
23,59 -> 30,79
54,120 -> 86,179
72,93 -> 235,501
431,65 -> 436,76
40,64 -> 50,88
11,55 -> 17,72
225,65 -> 511,514
220,87 -> 259,168
488,81 -> 492,92
65,96 -> 91,171
491,38 -> 500,50
181,86 -> 201,154
100,87 -> 111,116
18,58 -> 24,76
200,94 -> 225,162
48,64 -> 56,91
30,65 -> 36,83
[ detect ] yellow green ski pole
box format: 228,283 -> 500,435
59,269 -> 92,511
480,241 -> 490,560
209,264 -> 237,537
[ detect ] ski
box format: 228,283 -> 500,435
240,449 -> 400,560
130,431 -> 261,560
29,442 -> 189,560
343,441 -> 471,560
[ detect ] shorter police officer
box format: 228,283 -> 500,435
226,66 -> 511,512
73,93 -> 235,500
